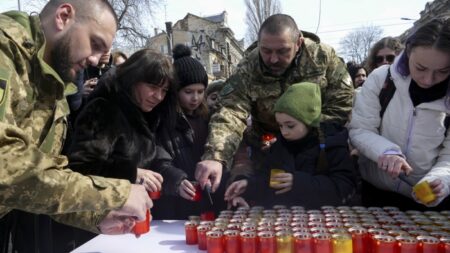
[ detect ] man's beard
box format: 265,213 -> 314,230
51,34 -> 78,83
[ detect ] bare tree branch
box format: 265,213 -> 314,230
339,25 -> 383,64
244,0 -> 281,45
25,0 -> 162,51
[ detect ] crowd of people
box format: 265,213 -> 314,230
0,0 -> 449,252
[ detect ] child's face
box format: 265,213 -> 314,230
275,112 -> 309,141
178,83 -> 205,115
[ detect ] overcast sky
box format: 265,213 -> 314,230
0,0 -> 430,51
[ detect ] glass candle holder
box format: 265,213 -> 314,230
387,230 -> 408,238
417,235 -> 440,253
197,225 -> 211,250
269,169 -> 285,188
348,226 -> 368,253
276,231 -> 293,253
373,235 -> 396,253
331,233 -> 352,253
413,181 -> 437,205
133,209 -> 150,236
395,235 -> 418,253
206,230 -> 224,253
292,227 -> 309,234
262,133 -> 276,142
258,231 -> 276,253
201,211 -> 216,221
429,231 -> 450,239
310,227 -> 328,234
439,236 -> 450,253
228,223 -> 242,231
148,190 -> 161,200
293,232 -> 313,253
312,233 -> 332,253
188,215 -> 201,223
185,221 -> 198,245
224,230 -> 240,253
240,231 -> 257,253
191,181 -> 202,202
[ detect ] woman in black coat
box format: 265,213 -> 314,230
68,49 -> 178,186
48,49 -> 180,250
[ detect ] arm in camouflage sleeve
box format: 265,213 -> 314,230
51,209 -> 110,234
201,72 -> 251,168
322,45 -> 354,125
0,47 -> 130,217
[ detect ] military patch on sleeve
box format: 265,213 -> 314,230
220,83 -> 234,96
0,78 -> 6,105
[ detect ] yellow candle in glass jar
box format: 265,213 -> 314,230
413,181 -> 436,204
269,169 -> 285,188
332,233 -> 352,253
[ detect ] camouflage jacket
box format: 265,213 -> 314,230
0,11 -> 131,233
203,36 -> 353,167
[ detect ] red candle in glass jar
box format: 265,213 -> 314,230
373,235 -> 396,253
312,233 -> 332,253
439,236 -> 450,253
185,221 -> 198,245
224,230 -> 240,253
395,235 -> 418,253
148,190 -> 161,200
293,232 -> 313,253
240,231 -> 257,253
197,225 -> 211,250
417,235 -> 440,253
258,231 -> 276,253
191,181 -> 202,202
133,209 -> 150,236
206,230 -> 224,253
201,211 -> 216,221
262,133 -> 275,142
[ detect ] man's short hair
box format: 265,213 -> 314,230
41,0 -> 118,27
258,14 -> 300,42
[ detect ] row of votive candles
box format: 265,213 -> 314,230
186,222 -> 450,253
184,205 -> 450,253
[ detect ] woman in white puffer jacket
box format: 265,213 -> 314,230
349,17 -> 450,209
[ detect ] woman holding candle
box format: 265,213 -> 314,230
225,82 -> 357,209
55,48 -> 179,248
348,18 -> 450,210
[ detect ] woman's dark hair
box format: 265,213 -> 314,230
396,17 -> 450,77
115,48 -> 178,130
347,61 -> 367,88
365,36 -> 403,73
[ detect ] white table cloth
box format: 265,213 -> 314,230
71,220 -> 204,253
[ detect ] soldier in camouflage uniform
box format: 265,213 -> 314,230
196,14 -> 353,192
0,0 -> 152,251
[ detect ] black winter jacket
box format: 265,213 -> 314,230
67,71 -> 177,184
152,112 -> 229,219
244,126 -> 356,209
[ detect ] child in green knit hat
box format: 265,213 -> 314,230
225,82 -> 356,209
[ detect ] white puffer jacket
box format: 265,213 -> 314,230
349,54 -> 450,206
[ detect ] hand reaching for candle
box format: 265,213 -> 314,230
136,168 -> 163,192
178,179 -> 198,200
270,172 -> 293,194
224,179 -> 248,201
227,196 -> 249,209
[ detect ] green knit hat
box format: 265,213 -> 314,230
273,82 -> 322,127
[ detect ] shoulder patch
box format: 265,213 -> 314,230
220,83 -> 234,96
0,78 -> 7,105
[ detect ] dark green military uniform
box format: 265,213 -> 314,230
0,11 -> 130,232
203,35 -> 353,167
